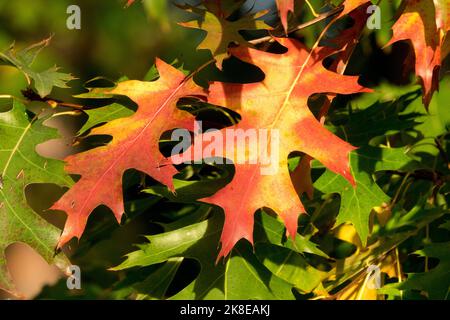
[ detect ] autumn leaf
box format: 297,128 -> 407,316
276,0 -> 371,34
385,0 -> 450,107
253,212 -> 327,293
338,0 -> 372,19
0,98 -> 71,292
51,59 -> 206,248
78,73 -> 160,134
291,3 -> 372,199
132,258 -> 183,300
313,88 -> 420,245
172,38 -> 369,260
323,2 -> 371,70
179,1 -> 271,67
276,0 -> 295,33
1,0 -> 450,303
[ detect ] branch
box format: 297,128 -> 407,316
249,6 -> 343,45
385,169 -> 450,186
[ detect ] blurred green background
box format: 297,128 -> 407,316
0,0 -> 200,97
0,0 -> 424,98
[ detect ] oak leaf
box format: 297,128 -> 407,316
386,0 -> 450,107
0,99 -> 71,292
179,1 -> 271,67
0,38 -> 74,98
173,38 -> 370,260
276,0 -> 295,33
51,59 -> 205,248
292,3 -> 371,199
381,242 -> 450,299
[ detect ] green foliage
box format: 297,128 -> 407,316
0,39 -> 74,97
0,98 -> 71,291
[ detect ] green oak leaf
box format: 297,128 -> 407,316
133,258 -> 183,300
401,76 -> 450,163
0,38 -> 74,98
254,212 -> 329,259
143,171 -> 232,202
76,63 -> 176,134
179,3 -> 270,67
113,213 -> 296,300
79,103 -> 134,134
253,213 -> 328,293
380,242 -> 450,300
255,243 -> 326,293
315,146 -> 414,246
0,98 -> 72,292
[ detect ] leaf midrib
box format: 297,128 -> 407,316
1,120 -> 32,177
76,78 -> 190,216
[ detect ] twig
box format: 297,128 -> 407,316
395,247 -> 404,300
249,6 -> 343,45
435,137 -> 450,169
385,169 -> 449,185
21,88 -> 84,110
305,0 -> 320,18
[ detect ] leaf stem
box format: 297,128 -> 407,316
248,6 -> 343,45
305,0 -> 320,18
184,59 -> 215,82
395,247 -> 403,300
391,172 -> 411,206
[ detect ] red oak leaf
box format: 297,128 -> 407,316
293,3 -> 371,199
276,0 -> 295,32
173,38 -> 370,260
386,0 -> 449,107
338,0 -> 371,19
51,59 -> 205,247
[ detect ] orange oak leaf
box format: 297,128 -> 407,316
276,0 -> 295,32
51,59 -> 205,247
201,0 -> 245,18
338,0 -> 371,19
386,0 -> 449,107
179,1 -> 271,67
276,0 -> 370,33
292,3 -> 371,199
172,38 -> 370,260
434,0 -> 450,32
325,3 -> 371,71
